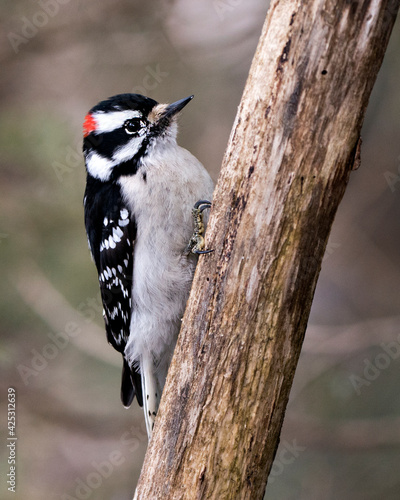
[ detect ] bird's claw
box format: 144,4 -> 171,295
193,200 -> 212,212
185,200 -> 213,255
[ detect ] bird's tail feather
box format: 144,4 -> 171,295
141,355 -> 161,439
121,357 -> 135,408
121,357 -> 143,408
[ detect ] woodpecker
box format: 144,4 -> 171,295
83,93 -> 214,438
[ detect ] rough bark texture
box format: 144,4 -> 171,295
134,1 -> 399,499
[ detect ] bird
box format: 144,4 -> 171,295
82,93 -> 214,438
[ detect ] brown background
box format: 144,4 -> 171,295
1,1 -> 400,499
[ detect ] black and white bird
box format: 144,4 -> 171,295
83,93 -> 214,438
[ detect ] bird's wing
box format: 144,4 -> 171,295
98,205 -> 134,352
84,180 -> 142,407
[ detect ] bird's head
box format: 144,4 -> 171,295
83,93 -> 194,182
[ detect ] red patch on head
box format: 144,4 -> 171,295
83,113 -> 97,137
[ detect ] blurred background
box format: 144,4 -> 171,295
1,1 -> 399,499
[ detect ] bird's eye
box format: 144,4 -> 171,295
124,118 -> 144,135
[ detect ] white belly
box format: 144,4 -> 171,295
119,144 -> 214,365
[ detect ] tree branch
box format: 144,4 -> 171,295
134,1 -> 400,498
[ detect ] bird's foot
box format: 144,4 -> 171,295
185,200 -> 213,255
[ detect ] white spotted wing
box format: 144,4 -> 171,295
98,206 -> 135,352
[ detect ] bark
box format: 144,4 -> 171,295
134,1 -> 399,499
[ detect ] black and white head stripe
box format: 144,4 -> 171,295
82,93 -> 191,182
89,110 -> 142,135
83,94 -> 157,136
83,124 -> 148,181
83,94 -> 158,182
84,140 -> 147,182
89,94 -> 158,115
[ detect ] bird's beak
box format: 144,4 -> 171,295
163,95 -> 194,119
